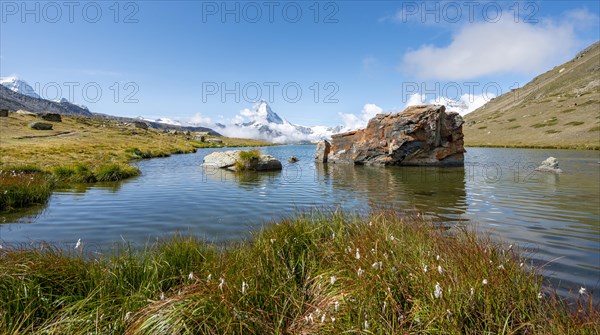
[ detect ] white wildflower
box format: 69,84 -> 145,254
357,267 -> 364,276
423,264 -> 428,273
436,255 -> 440,261
330,317 -> 336,322
482,279 -> 488,285
308,313 -> 314,323
470,287 -> 474,298
242,281 -> 248,294
330,275 -> 336,285
579,287 -> 587,295
218,278 -> 225,291
498,265 -> 505,270
437,265 -> 443,274
320,314 -> 326,323
125,311 -> 131,320
372,261 -> 382,270
355,248 -> 361,260
334,300 -> 339,312
434,282 -> 442,299
537,292 -> 543,299
188,272 -> 194,280
368,221 -> 372,226
270,238 -> 276,244
390,235 -> 395,241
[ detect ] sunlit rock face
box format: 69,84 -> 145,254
327,105 -> 465,166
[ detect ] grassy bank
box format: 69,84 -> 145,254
0,113 -> 273,211
0,212 -> 596,334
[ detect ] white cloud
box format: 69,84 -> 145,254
189,113 -> 213,126
404,93 -> 493,116
339,103 -> 384,131
400,15 -> 582,80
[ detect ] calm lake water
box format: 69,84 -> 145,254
1,146 -> 599,298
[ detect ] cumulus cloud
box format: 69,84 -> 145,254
339,103 -> 384,130
400,15 -> 582,80
404,93 -> 493,116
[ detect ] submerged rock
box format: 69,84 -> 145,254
536,157 -> 563,173
203,150 -> 282,171
326,105 -> 465,166
288,156 -> 299,163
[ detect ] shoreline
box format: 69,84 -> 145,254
0,211 -> 595,333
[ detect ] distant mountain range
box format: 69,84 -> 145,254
0,77 -> 219,135
143,100 -> 345,144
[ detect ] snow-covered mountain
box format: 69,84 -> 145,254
0,77 -> 41,99
0,76 -> 89,110
229,100 -> 343,143
144,100 -> 344,144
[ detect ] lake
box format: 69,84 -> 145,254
1,146 -> 599,299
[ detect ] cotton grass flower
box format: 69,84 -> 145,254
538,292 -> 543,299
423,264 -> 428,273
437,265 -> 443,274
74,238 -> 81,250
188,272 -> 194,280
372,261 -> 382,270
482,279 -> 488,285
334,300 -> 339,312
434,282 -> 442,299
218,278 -> 225,291
242,281 -> 248,294
357,267 -> 364,277
579,287 -> 587,295
355,248 -> 361,260
330,275 -> 336,285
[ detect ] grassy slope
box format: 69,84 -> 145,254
0,113 -> 272,168
0,211 -> 596,334
0,113 -> 272,210
464,41 -> 600,150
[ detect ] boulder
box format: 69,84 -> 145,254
16,110 -> 36,116
326,105 -> 465,166
29,122 -> 53,130
39,113 -> 62,122
133,121 -> 149,129
315,140 -> 331,163
536,157 -> 563,173
203,150 -> 282,171
0,109 -> 8,117
288,156 -> 299,163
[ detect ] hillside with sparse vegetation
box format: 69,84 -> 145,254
464,41 -> 600,150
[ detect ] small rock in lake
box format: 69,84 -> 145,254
536,157 -> 563,173
288,156 -> 299,163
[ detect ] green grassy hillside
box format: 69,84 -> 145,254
464,41 -> 600,149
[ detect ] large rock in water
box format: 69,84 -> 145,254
203,150 -> 282,171
327,105 -> 465,166
314,140 -> 331,162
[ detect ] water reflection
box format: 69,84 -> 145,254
319,164 -> 467,223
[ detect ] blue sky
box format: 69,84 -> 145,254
1,1 -> 599,127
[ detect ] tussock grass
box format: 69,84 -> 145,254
235,149 -> 261,172
0,212 -> 596,334
0,169 -> 53,210
94,164 -> 141,182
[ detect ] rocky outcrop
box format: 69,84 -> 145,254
326,105 -> 465,166
203,150 -> 282,171
132,121 -> 149,129
39,112 -> 62,122
29,122 -> 53,130
536,157 -> 563,173
315,140 -> 331,163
